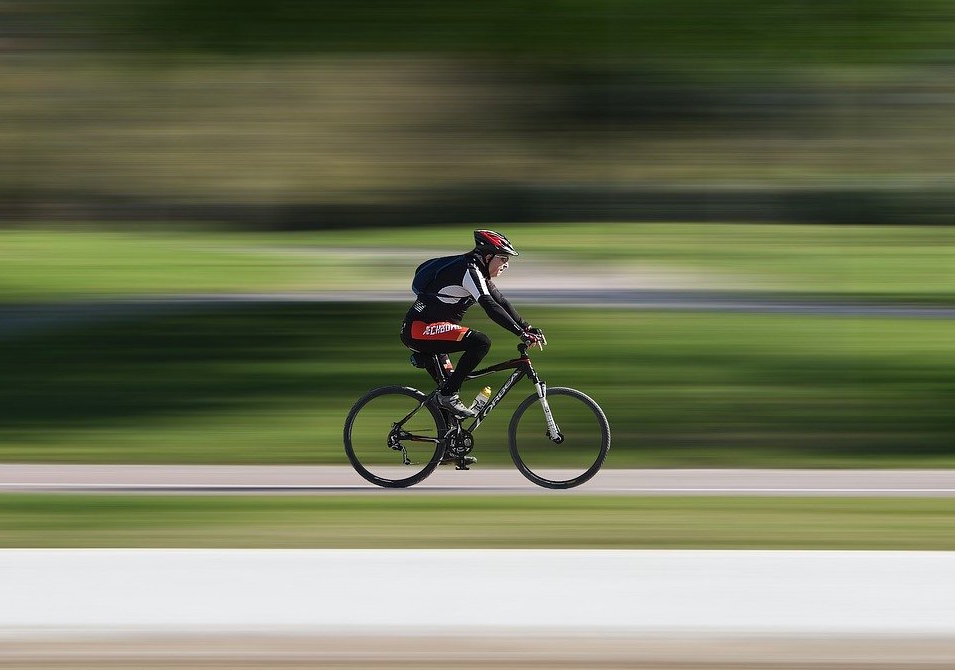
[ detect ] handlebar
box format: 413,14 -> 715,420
518,335 -> 547,356
519,327 -> 547,355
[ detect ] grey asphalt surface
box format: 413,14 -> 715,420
4,465 -> 955,495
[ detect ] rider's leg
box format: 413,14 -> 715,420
438,330 -> 490,396
424,354 -> 454,386
400,324 -> 488,456
401,325 -> 491,402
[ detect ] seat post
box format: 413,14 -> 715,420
430,354 -> 448,385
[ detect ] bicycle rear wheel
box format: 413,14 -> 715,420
508,387 -> 610,489
344,386 -> 447,488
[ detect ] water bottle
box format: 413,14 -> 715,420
470,386 -> 493,413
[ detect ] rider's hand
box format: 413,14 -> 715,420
521,328 -> 545,350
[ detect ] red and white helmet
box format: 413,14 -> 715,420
473,229 -> 519,256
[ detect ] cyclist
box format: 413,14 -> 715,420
401,229 -> 545,418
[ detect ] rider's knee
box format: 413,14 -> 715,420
467,330 -> 491,355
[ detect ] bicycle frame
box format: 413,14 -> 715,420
462,349 -> 538,431
395,343 -> 562,443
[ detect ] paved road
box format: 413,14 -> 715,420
5,465 -> 955,495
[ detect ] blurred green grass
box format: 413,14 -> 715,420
2,223 -> 955,301
2,494 -> 953,549
2,303 -> 954,466
0,228 -> 379,299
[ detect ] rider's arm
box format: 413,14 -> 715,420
477,295 -> 525,335
463,263 -> 526,336
488,284 -> 530,331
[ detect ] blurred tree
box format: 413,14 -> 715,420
74,0 -> 955,65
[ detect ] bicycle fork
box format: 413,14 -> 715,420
535,382 -> 564,444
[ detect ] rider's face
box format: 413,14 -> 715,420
488,254 -> 510,277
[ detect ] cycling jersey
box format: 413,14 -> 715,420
403,251 -> 528,337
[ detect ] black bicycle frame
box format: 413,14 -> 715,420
461,350 -> 541,431
393,343 -> 556,442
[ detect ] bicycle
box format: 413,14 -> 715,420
343,337 -> 610,489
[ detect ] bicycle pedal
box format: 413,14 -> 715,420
455,463 -> 470,471
441,453 -> 477,467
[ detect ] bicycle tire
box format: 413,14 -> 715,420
344,385 -> 447,488
508,387 -> 610,489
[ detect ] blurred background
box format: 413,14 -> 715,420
5,10 -> 955,666
3,0 -> 955,225
1,0 -> 954,468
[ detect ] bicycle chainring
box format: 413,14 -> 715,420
447,428 -> 475,456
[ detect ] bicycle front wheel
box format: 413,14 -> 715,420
344,386 -> 447,488
508,387 -> 610,489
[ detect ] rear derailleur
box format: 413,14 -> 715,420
387,424 -> 413,465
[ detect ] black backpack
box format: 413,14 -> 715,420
411,255 -> 463,297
